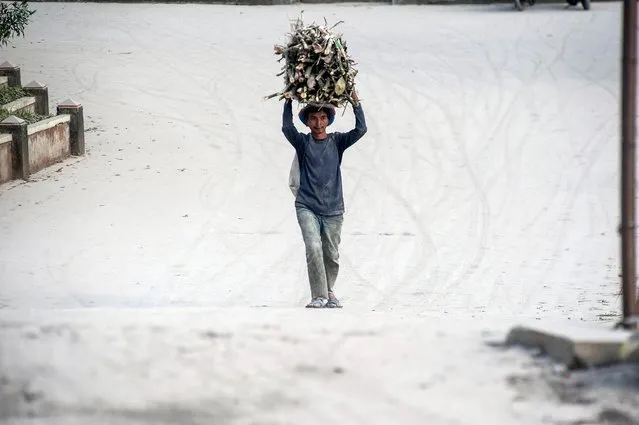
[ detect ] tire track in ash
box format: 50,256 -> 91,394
476,15 -> 560,230
69,60 -> 100,99
355,34 -> 486,310
351,71 -> 437,310
365,81 -> 423,290
385,28 -> 497,309
466,16 -> 594,313
339,78 -> 422,304
517,20 -> 618,311
536,27 -> 615,209
382,19 -> 541,312
524,15 -> 616,235
519,119 -> 613,313
192,37 -> 328,304
195,53 -> 320,305
498,17 -> 583,236
459,14 -> 617,313
452,13 -> 616,314
476,37 -> 530,222
113,22 -> 253,306
442,20 -> 553,308
131,32 -> 303,305
180,75 -> 263,303
421,17 -> 603,313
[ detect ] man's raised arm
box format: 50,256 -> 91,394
282,99 -> 303,148
338,91 -> 367,151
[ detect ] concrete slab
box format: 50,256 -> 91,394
620,332 -> 639,363
506,322 -> 633,369
26,114 -> 69,136
2,96 -> 36,113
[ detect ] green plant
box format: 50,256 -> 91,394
0,1 -> 34,47
0,86 -> 27,104
0,108 -> 50,124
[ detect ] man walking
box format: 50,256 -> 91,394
282,92 -> 367,308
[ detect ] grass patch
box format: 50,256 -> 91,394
0,108 -> 51,124
0,86 -> 28,105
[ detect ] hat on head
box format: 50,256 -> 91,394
298,103 -> 336,126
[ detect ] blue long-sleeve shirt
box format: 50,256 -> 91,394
282,99 -> 367,216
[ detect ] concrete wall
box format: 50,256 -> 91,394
0,133 -> 13,184
27,115 -> 70,174
4,96 -> 36,114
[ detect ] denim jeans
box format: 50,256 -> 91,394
296,206 -> 344,299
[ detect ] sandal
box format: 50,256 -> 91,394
305,297 -> 328,308
326,293 -> 343,309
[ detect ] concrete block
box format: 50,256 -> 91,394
0,116 -> 28,179
620,332 -> 639,363
0,61 -> 20,87
57,99 -> 84,156
0,133 -> 13,183
2,96 -> 36,114
23,81 -> 49,116
506,322 -> 632,369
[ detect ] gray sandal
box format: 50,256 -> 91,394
305,297 -> 328,308
326,294 -> 343,309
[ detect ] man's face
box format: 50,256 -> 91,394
307,111 -> 329,138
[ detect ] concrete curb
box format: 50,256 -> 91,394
620,332 -> 639,362
506,323 -> 633,369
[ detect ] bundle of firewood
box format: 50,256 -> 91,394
265,17 -> 358,107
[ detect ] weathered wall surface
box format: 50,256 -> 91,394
27,115 -> 71,174
0,133 -> 13,184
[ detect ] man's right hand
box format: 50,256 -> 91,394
351,90 -> 360,107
